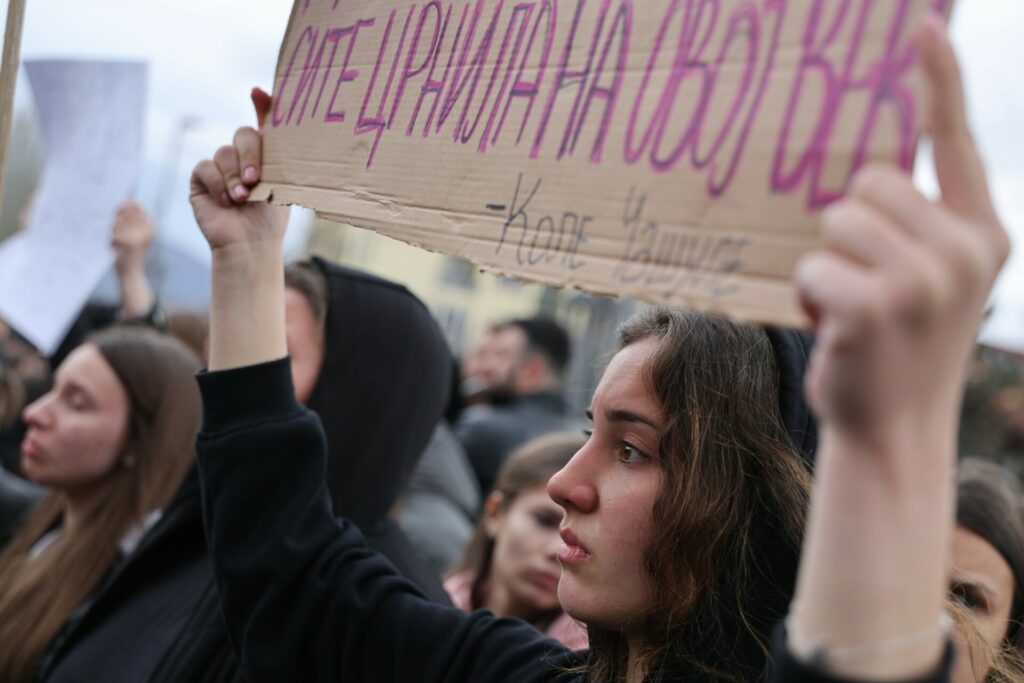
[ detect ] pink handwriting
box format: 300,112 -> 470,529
271,0 -> 935,206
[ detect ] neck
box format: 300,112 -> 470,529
61,486 -> 106,535
479,576 -> 535,624
625,634 -> 649,683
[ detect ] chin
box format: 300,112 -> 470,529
19,458 -> 45,485
559,581 -> 649,632
557,577 -> 598,624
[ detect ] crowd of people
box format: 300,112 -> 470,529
0,11 -> 1021,683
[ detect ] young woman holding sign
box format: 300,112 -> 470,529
189,13 -> 1008,683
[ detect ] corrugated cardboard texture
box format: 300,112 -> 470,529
254,0 -> 953,328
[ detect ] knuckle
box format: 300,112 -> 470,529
234,126 -> 259,144
193,159 -> 213,175
213,145 -> 236,165
888,262 -> 943,324
933,220 -> 990,288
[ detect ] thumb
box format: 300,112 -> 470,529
251,87 -> 272,132
917,11 -> 997,225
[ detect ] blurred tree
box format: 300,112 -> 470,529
0,106 -> 41,239
960,345 -> 1024,474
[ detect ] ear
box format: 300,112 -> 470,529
483,491 -> 506,538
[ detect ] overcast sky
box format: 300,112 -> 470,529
7,0 -> 1024,343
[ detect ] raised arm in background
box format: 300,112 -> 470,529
111,201 -> 157,318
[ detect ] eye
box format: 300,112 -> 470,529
532,511 -> 561,530
950,582 -> 990,614
618,441 -> 649,465
63,389 -> 87,411
582,428 -> 593,439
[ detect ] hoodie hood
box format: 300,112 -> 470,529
305,258 -> 452,528
765,327 -> 818,469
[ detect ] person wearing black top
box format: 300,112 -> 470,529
283,257 -> 454,603
188,13 -> 1006,683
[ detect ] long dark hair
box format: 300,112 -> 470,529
586,308 -> 812,682
452,432 -> 583,613
0,328 -> 200,680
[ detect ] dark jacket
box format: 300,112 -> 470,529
36,469 -> 238,683
456,391 -> 579,495
196,358 -> 950,683
399,422 -> 481,574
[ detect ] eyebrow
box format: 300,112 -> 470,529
585,408 -> 659,430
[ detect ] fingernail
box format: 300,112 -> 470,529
232,184 -> 248,200
220,192 -> 231,207
243,166 -> 258,183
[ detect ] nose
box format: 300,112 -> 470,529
547,446 -> 598,514
22,392 -> 56,429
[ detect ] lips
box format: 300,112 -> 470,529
557,527 -> 592,566
20,436 -> 43,460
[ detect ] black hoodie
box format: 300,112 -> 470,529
304,258 -> 452,603
306,257 -> 452,530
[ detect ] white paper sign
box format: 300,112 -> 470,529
0,60 -> 147,355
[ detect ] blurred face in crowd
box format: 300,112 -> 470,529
20,344 -> 130,491
463,328 -> 497,381
483,484 -> 565,619
951,525 -> 1015,651
285,287 -> 326,405
547,338 -> 662,631
473,326 -> 528,394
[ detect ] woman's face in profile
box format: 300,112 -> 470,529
20,344 -> 130,491
548,338 -> 663,632
285,287 -> 325,404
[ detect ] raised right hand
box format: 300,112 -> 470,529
794,13 -> 1010,452
189,88 -> 289,253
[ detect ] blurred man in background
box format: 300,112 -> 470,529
455,318 -> 578,495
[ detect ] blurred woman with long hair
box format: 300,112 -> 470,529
0,328 -> 200,681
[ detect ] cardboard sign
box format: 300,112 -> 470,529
256,0 -> 951,327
